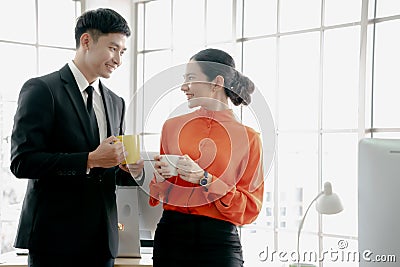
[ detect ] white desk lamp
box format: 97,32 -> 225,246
296,181 -> 344,267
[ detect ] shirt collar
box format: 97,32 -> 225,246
68,61 -> 101,95
195,107 -> 238,122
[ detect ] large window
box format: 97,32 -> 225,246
135,1 -> 400,266
2,1 -> 400,265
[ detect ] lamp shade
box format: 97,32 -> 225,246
316,182 -> 344,215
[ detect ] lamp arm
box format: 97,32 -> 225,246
296,191 -> 324,266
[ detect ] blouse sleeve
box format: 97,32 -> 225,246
205,133 -> 264,225
149,179 -> 172,206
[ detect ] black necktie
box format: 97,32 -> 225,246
85,86 -> 100,144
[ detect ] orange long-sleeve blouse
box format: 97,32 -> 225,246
149,107 -> 264,226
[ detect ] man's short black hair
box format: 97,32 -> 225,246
75,8 -> 131,48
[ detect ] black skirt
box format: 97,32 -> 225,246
153,210 -> 244,267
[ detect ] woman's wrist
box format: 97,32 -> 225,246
156,174 -> 167,183
207,173 -> 212,184
199,170 -> 213,187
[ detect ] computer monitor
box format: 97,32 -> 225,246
116,186 -> 141,258
358,138 -> 400,266
116,151 -> 162,258
138,151 -> 163,243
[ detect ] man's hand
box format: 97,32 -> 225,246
87,136 -> 125,169
119,159 -> 144,178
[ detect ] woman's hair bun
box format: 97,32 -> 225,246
226,70 -> 255,106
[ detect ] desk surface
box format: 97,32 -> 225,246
0,251 -> 153,267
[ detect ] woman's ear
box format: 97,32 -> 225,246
213,75 -> 225,89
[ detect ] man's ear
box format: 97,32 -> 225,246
80,33 -> 91,50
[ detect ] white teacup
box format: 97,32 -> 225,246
160,154 -> 181,176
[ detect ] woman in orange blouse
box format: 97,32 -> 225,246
149,48 -> 264,267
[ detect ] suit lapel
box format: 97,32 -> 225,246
100,82 -> 113,137
59,64 -> 98,149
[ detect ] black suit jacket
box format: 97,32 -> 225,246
10,64 -> 140,257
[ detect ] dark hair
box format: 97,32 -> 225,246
190,48 -> 255,105
75,8 -> 131,49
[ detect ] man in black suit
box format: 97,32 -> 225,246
10,8 -> 144,267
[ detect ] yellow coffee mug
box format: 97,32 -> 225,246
116,135 -> 140,164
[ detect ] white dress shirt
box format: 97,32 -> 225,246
68,61 -> 107,142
